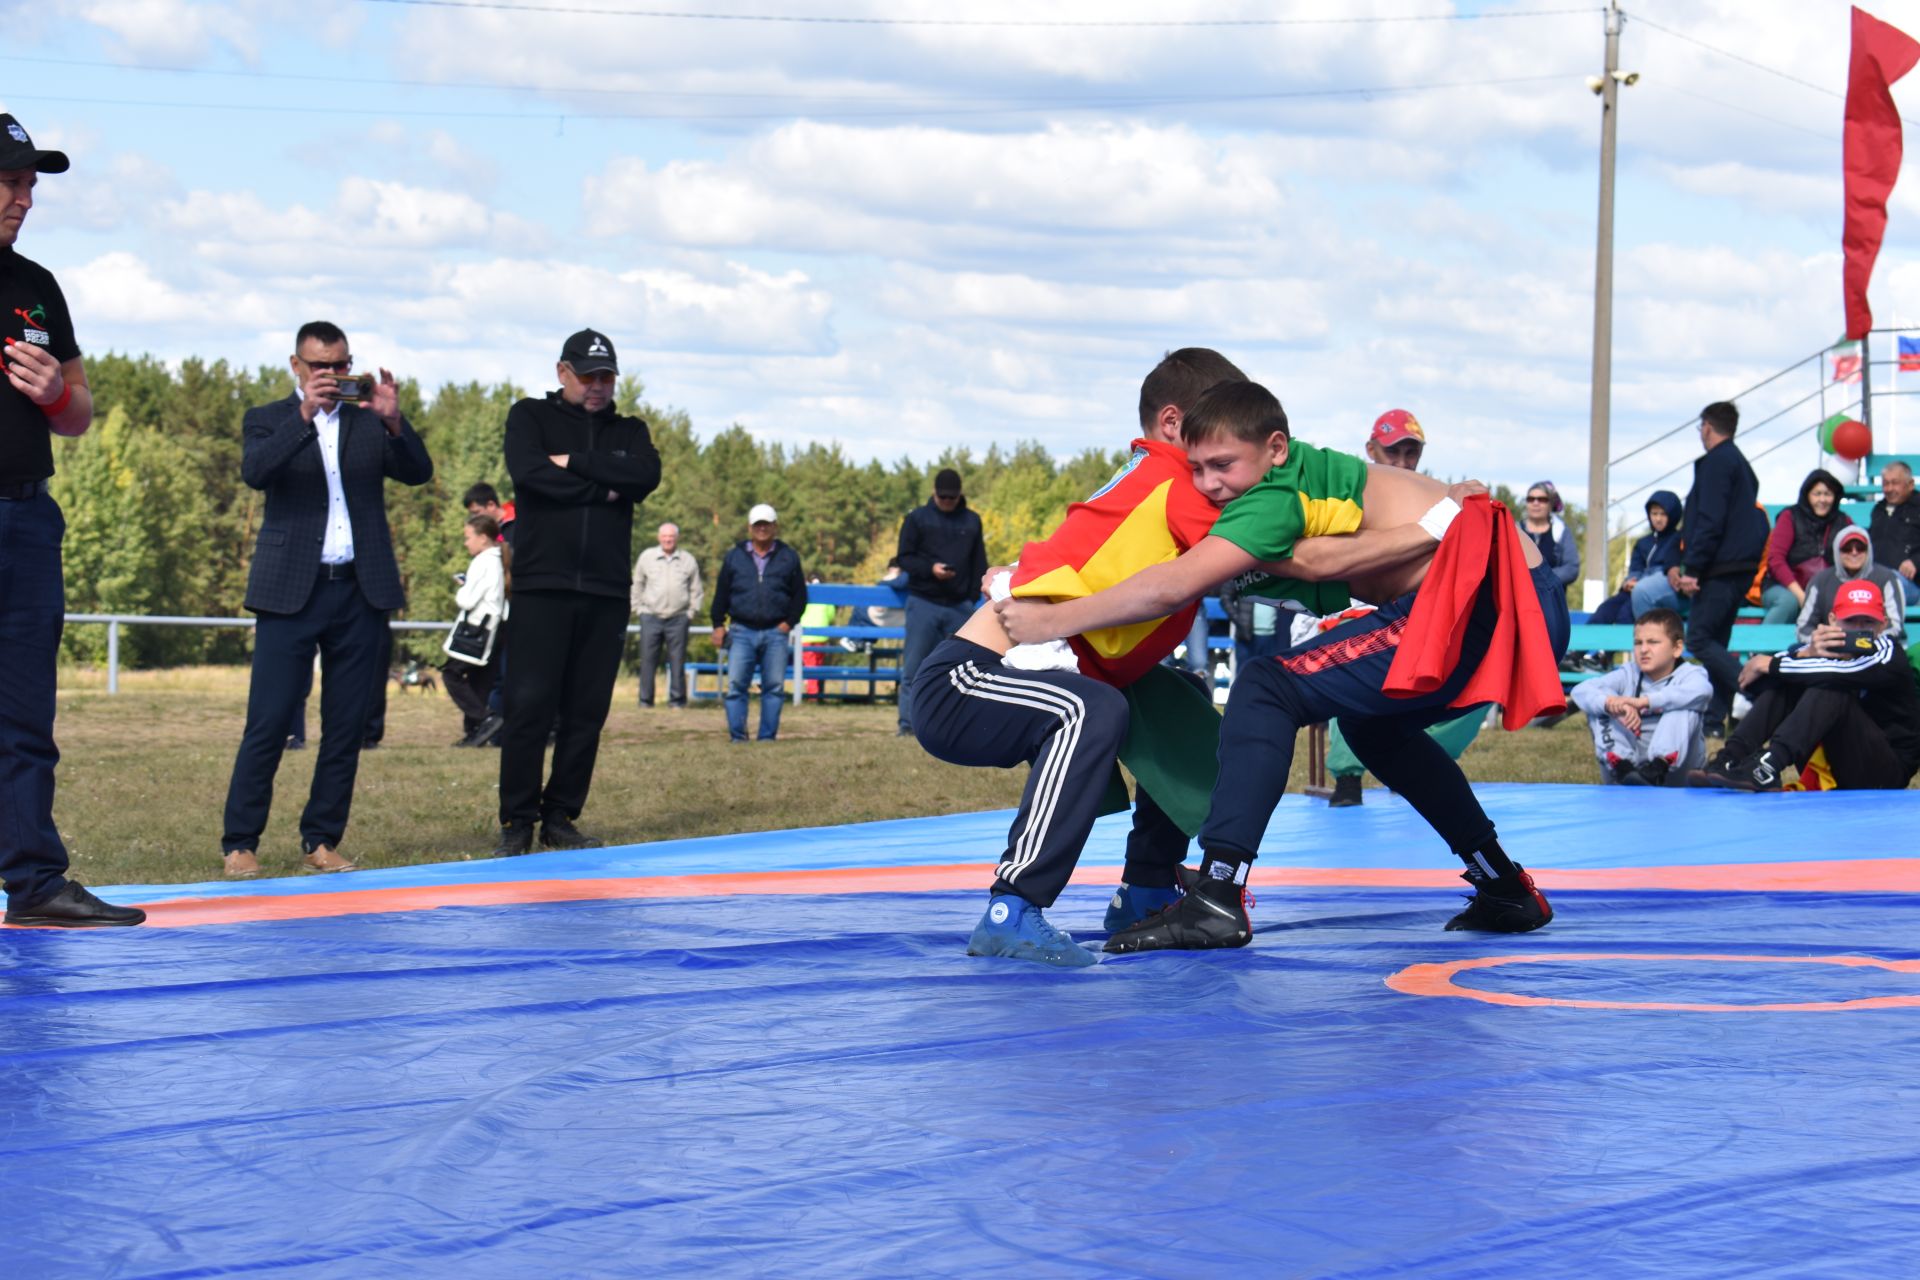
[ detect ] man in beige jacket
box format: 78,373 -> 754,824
632,522 -> 703,707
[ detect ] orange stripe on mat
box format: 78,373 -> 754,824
71,857 -> 1920,930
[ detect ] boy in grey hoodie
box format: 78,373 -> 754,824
1797,524 -> 1906,647
1570,607 -> 1711,786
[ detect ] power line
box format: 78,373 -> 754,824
1630,13 -> 1840,101
358,0 -> 1599,27
0,53 -> 1579,112
5,73 -> 1584,123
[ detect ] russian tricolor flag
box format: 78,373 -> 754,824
1901,335 -> 1920,371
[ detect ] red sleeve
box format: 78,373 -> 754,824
1766,511 -> 1795,587
1166,477 -> 1222,550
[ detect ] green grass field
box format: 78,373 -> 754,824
48,666 -> 1607,888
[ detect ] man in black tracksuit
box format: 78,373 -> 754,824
1667,400 -> 1769,736
1692,578 -> 1920,791
896,467 -> 987,734
492,329 -> 660,856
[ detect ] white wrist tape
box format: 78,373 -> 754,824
1418,496 -> 1461,542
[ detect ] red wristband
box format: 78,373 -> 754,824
39,384 -> 72,418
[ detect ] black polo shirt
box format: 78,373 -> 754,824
0,246 -> 80,484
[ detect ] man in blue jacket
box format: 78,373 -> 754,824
711,504 -> 808,742
896,468 -> 987,735
1666,401 -> 1769,737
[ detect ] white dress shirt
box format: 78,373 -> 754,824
299,391 -> 356,565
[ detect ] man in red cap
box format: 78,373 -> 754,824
1325,408 -> 1483,807
1691,579 -> 1920,791
1366,408 -> 1427,471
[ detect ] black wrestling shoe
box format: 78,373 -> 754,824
1104,880 -> 1251,953
1328,775 -> 1364,808
1712,749 -> 1786,793
1445,866 -> 1553,933
1685,749 -> 1742,788
1607,755 -> 1637,784
540,813 -> 601,851
5,880 -> 146,928
1621,758 -> 1669,787
492,822 -> 535,858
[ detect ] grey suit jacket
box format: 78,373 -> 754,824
240,393 -> 434,615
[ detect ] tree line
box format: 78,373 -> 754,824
52,354 -> 1130,667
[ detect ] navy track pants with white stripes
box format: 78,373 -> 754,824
909,637 -> 1127,908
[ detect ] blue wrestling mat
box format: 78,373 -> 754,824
5,784 -> 1919,1277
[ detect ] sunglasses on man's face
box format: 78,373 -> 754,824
1526,495 -> 1549,503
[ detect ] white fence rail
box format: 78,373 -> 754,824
59,614 -> 805,700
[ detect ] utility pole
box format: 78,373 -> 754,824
1583,1 -> 1634,611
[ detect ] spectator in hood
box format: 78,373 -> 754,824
895,467 -> 986,735
1797,524 -> 1906,647
1589,489 -> 1683,625
1760,469 -> 1851,625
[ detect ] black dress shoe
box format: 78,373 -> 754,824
541,813 -> 601,850
492,822 -> 536,857
465,713 -> 504,748
6,880 -> 146,928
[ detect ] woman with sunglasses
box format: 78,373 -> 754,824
1519,480 -> 1580,589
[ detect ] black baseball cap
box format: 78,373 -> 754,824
560,329 -> 618,375
934,467 -> 963,496
0,115 -> 69,174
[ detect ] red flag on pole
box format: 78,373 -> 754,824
1843,6 -> 1920,340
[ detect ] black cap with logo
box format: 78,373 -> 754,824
560,329 -> 618,375
0,115 -> 69,174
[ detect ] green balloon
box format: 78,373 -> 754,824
1821,412 -> 1849,453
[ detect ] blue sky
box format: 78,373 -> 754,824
4,0 -> 1917,539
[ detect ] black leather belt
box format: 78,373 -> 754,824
319,561 -> 357,580
0,478 -> 49,501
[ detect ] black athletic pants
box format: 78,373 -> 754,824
498,590 -> 629,826
909,638 -> 1128,909
1202,562 -> 1571,864
1727,682 -> 1913,790
1685,572 -> 1746,728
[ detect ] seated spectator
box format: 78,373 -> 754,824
1759,469 -> 1850,625
1797,525 -> 1906,647
1569,607 -> 1709,786
1690,580 -> 1920,791
1519,480 -> 1580,590
1589,490 -> 1683,625
444,514 -> 507,747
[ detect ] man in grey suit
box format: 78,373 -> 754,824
219,320 -> 433,878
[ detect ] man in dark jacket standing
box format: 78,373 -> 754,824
222,320 -> 434,877
896,468 -> 986,734
493,330 -> 660,856
1667,400 -> 1769,737
710,504 -> 808,742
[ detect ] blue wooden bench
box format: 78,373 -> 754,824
1562,622 -> 1802,686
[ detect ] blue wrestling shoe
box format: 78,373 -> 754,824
967,894 -> 1099,968
1102,882 -> 1184,932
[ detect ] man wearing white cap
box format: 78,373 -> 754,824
710,504 -> 809,742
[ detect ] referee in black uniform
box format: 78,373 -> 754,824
0,115 -> 143,926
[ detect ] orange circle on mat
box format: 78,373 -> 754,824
1385,952 -> 1920,1012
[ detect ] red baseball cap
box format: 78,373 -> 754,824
1833,581 -> 1887,623
1371,409 -> 1426,448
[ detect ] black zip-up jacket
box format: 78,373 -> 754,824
1869,495 -> 1920,573
504,391 -> 661,599
897,497 -> 987,606
1679,438 -> 1769,580
710,540 -> 808,630
1767,631 -> 1920,773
